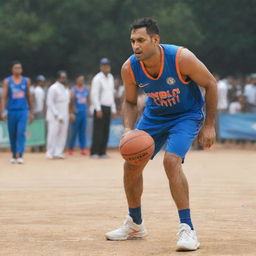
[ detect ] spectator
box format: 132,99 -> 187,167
90,58 -> 116,158
46,71 -> 71,159
114,76 -> 125,115
215,74 -> 229,113
33,75 -> 46,119
227,76 -> 242,103
244,74 -> 256,112
67,75 -> 89,156
229,95 -> 249,114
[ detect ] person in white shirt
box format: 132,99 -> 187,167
90,58 -> 117,158
215,75 -> 229,113
46,71 -> 70,159
33,75 -> 46,119
244,74 -> 256,112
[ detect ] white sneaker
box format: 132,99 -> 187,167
17,158 -> 24,164
46,153 -> 54,159
105,216 -> 147,241
54,154 -> 65,159
90,154 -> 100,159
10,158 -> 17,164
176,223 -> 200,251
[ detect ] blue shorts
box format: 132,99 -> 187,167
136,113 -> 204,161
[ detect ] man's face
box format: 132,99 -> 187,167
76,76 -> 85,85
100,64 -> 111,74
12,64 -> 23,76
130,28 -> 160,61
59,73 -> 68,85
37,80 -> 45,87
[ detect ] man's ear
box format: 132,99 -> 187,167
152,34 -> 160,45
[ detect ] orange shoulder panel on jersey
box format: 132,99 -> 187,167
175,47 -> 190,85
127,58 -> 136,84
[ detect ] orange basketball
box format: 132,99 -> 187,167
119,130 -> 155,165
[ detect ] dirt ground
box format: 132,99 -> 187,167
0,147 -> 255,256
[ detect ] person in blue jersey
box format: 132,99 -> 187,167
1,61 -> 34,164
67,75 -> 89,156
105,18 -> 217,251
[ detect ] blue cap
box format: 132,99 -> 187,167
100,58 -> 111,65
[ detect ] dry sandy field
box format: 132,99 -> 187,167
0,147 -> 255,256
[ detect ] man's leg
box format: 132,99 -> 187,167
46,118 -> 59,158
16,110 -> 28,159
68,115 -> 79,150
7,111 -> 18,159
90,110 -> 103,155
163,153 -> 189,210
78,112 -> 86,150
105,160 -> 148,240
55,119 -> 69,157
99,106 -> 111,156
164,118 -> 202,250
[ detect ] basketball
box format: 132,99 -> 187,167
119,130 -> 155,165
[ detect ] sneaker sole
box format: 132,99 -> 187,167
176,242 -> 200,251
105,231 -> 147,241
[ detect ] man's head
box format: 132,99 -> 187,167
36,75 -> 46,87
76,75 -> 85,86
11,61 -> 23,76
57,70 -> 68,85
130,18 -> 160,61
100,58 -> 111,75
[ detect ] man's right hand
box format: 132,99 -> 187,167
122,128 -> 133,138
96,110 -> 103,119
1,112 -> 7,121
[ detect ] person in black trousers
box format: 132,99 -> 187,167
90,58 -> 117,158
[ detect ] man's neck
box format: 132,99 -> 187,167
142,46 -> 161,69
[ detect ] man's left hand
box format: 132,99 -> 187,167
29,112 -> 34,123
198,124 -> 216,149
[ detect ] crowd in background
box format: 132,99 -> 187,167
0,60 -> 255,162
215,73 -> 256,114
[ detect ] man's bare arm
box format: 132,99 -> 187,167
179,48 -> 217,148
1,79 -> 9,121
26,78 -> 34,123
121,60 -> 139,133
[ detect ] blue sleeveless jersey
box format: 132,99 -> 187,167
73,86 -> 88,113
7,76 -> 28,110
129,44 -> 204,121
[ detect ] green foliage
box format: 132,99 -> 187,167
0,0 -> 254,79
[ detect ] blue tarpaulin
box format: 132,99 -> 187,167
218,113 -> 256,140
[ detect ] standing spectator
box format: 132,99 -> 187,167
215,74 -> 229,113
90,58 -> 117,158
46,71 -> 70,159
227,76 -> 242,103
33,75 -> 46,119
114,76 -> 125,115
67,75 -> 89,156
1,61 -> 34,164
31,75 -> 46,152
244,74 -> 256,112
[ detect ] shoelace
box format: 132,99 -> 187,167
177,227 -> 193,241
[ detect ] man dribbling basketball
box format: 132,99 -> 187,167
105,18 -> 217,251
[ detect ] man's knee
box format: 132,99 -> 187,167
163,153 -> 182,179
124,161 -> 147,176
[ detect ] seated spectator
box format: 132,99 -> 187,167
229,95 -> 249,114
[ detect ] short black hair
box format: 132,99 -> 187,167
11,60 -> 22,68
57,70 -> 67,79
130,17 -> 159,35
